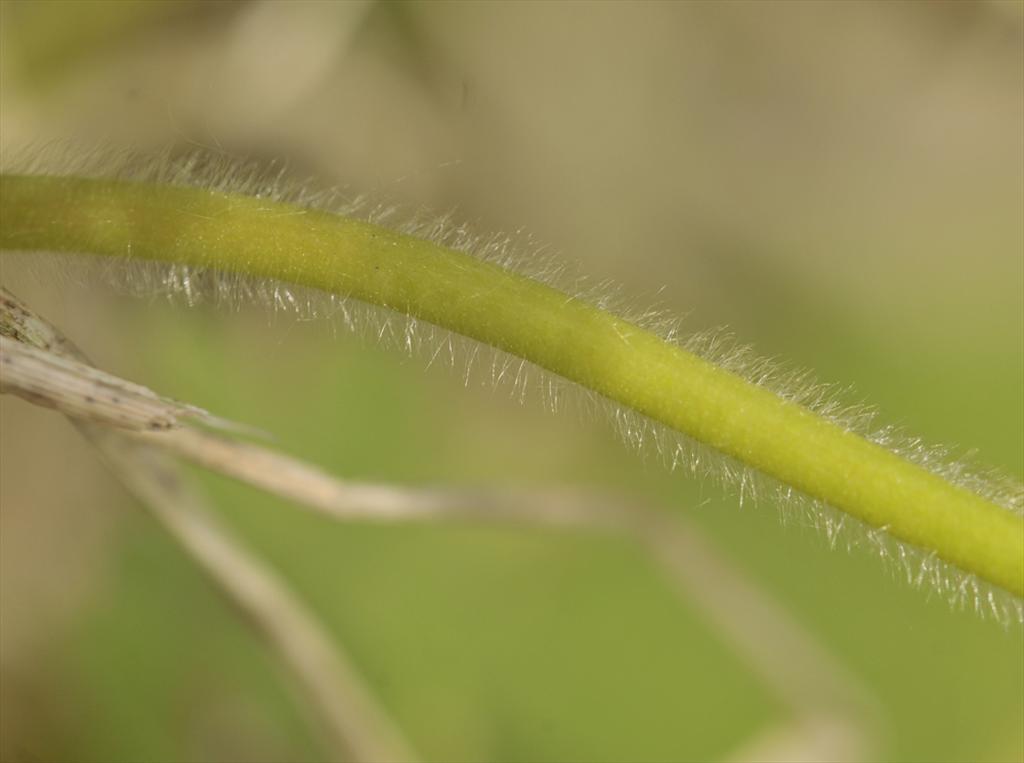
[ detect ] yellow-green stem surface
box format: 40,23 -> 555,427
2,174 -> 1021,597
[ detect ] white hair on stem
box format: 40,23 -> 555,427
2,142 -> 1021,622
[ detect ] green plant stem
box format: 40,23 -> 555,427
2,173 -> 1021,597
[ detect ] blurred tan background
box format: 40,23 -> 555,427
1,2 -> 1022,762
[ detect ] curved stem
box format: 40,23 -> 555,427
1,173 -> 1021,597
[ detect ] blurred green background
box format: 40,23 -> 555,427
1,2 -> 1021,762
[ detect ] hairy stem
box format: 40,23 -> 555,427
1,172 -> 1021,597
